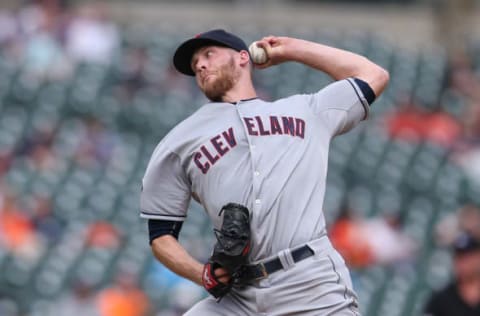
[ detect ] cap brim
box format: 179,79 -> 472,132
173,38 -> 228,76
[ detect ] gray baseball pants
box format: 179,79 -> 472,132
185,236 -> 361,316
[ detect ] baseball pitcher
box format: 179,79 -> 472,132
140,29 -> 389,315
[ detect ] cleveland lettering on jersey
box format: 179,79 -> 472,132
194,127 -> 237,174
194,116 -> 306,174
243,116 -> 305,139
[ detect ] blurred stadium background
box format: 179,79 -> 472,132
0,0 -> 479,315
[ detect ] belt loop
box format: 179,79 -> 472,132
307,235 -> 330,258
278,248 -> 295,271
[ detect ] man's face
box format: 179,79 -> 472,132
454,250 -> 480,281
191,46 -> 241,102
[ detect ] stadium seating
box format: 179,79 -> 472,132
0,25 -> 479,315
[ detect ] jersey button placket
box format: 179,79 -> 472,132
251,145 -> 262,211
252,154 -> 261,211
236,103 -> 261,211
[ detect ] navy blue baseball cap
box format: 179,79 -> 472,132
173,29 -> 248,76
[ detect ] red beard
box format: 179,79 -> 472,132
200,57 -> 240,102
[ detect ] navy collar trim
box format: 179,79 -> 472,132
228,97 -> 259,104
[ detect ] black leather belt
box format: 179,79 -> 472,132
240,245 -> 314,282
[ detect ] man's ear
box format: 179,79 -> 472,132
239,50 -> 251,67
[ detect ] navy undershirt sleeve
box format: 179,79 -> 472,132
353,78 -> 376,105
148,219 -> 184,244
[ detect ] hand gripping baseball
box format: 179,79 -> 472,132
202,203 -> 251,299
252,36 -> 293,69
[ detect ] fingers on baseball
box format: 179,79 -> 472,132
256,38 -> 273,49
262,35 -> 277,43
258,36 -> 286,67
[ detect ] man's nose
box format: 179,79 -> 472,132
194,58 -> 208,73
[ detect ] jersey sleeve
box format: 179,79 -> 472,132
140,147 -> 191,221
309,78 -> 369,137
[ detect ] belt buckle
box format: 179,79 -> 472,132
254,262 -> 268,281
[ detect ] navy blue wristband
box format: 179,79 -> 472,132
148,219 -> 184,244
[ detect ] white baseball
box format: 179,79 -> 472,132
248,42 -> 268,64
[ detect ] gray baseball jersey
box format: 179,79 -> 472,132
140,78 -> 368,263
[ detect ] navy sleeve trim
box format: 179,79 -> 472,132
140,210 -> 186,221
353,78 -> 376,105
346,78 -> 369,120
148,219 -> 184,244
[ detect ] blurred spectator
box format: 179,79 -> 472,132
29,143 -> 58,171
445,55 -> 480,181
15,123 -> 62,172
460,99 -> 480,143
0,189 -> 45,262
75,118 -> 117,167
17,3 -> 46,37
0,149 -> 12,175
31,194 -> 63,244
385,99 -> 425,142
424,109 -> 463,147
385,100 -> 462,147
329,207 -> 373,268
117,46 -> 149,97
435,204 -> 480,247
424,232 -> 480,316
97,272 -> 150,316
19,2 -> 72,81
0,10 -> 18,46
52,278 -> 101,316
447,53 -> 480,101
330,205 -> 416,268
22,18 -> 71,81
65,3 -> 119,65
360,212 -> 416,266
85,221 -> 121,249
16,124 -> 55,156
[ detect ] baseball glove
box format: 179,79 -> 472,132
202,203 -> 251,299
